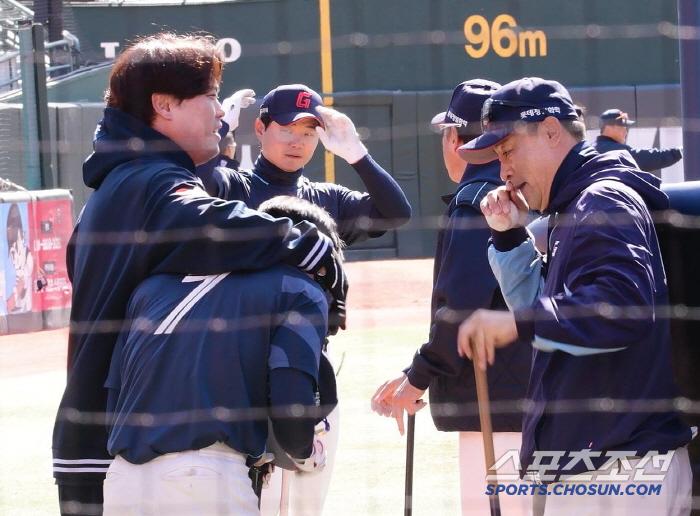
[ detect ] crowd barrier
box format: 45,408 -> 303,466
0,189 -> 72,335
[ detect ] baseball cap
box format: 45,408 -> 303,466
599,109 -> 635,129
259,84 -> 324,126
458,77 -> 579,164
431,79 -> 501,135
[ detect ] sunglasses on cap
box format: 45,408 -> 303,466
480,98 -> 541,132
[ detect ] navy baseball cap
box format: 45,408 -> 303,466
259,84 -> 324,126
431,79 -> 501,135
458,77 -> 579,164
599,109 -> 635,128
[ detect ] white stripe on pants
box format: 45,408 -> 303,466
459,431 -> 532,516
103,442 -> 259,516
540,446 -> 692,516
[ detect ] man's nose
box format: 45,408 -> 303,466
499,163 -> 512,182
214,99 -> 225,119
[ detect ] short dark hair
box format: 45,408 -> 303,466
259,114 -> 273,129
258,196 -> 344,260
105,32 -> 224,126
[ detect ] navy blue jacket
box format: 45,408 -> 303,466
593,134 -> 682,173
199,150 -> 411,246
53,108 -> 331,485
491,143 -> 691,481
406,161 -> 530,432
106,266 -> 327,464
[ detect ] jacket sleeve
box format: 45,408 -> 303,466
514,191 -> 657,354
406,206 -> 499,390
488,226 -> 544,311
334,154 -> 411,245
142,167 -> 329,276
629,147 -> 682,172
269,274 -> 328,459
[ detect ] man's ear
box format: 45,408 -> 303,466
446,127 -> 462,152
541,117 -> 562,147
254,118 -> 265,141
152,93 -> 175,121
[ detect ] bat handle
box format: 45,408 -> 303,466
404,413 -> 416,516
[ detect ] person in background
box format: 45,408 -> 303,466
197,84 -> 412,247
196,83 -> 412,516
371,79 -> 531,516
593,108 -> 682,173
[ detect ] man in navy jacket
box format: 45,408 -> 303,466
593,108 -> 682,174
52,33 -> 345,516
103,197 -> 340,515
371,80 -> 531,516
458,77 -> 692,515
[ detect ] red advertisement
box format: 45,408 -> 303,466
29,198 -> 73,314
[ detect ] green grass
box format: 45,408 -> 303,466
0,325 -> 460,515
0,371 -> 64,516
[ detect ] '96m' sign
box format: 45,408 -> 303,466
464,14 -> 547,58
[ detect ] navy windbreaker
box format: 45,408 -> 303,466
490,143 -> 691,481
406,161 -> 530,432
593,134 -> 682,173
52,108 -> 332,484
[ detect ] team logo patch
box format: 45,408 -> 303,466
296,92 -> 312,109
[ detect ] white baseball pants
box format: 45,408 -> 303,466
103,442 -> 259,516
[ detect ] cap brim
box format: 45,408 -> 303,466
623,120 -> 636,126
273,112 -> 324,127
457,127 -> 512,164
431,111 -> 447,126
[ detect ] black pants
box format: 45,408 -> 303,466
58,483 -> 103,516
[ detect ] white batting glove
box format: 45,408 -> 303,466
221,88 -> 256,131
315,105 -> 368,164
290,437 -> 326,477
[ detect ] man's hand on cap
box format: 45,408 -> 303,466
315,106 -> 368,164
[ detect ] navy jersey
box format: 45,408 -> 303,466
198,140 -> 411,246
53,108 -> 331,485
106,265 -> 327,464
406,162 -> 530,432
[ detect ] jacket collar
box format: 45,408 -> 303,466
254,153 -> 304,186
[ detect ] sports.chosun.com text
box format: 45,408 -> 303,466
486,483 -> 662,496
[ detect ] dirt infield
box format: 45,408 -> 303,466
0,258 -> 434,379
